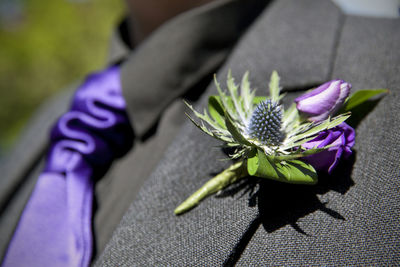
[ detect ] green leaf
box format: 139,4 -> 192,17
185,100 -> 227,132
271,147 -> 327,161
253,96 -> 267,105
326,113 -> 351,129
214,76 -> 237,119
241,71 -> 252,111
269,70 -> 280,102
278,92 -> 287,102
283,103 -> 297,121
209,95 -> 267,113
185,113 -> 234,143
210,91 -> 263,123
208,96 -> 226,128
184,100 -> 234,144
285,113 -> 351,146
282,102 -> 300,131
226,70 -> 247,122
247,149 -> 318,184
247,149 -> 259,175
224,111 -> 253,146
227,70 -> 238,97
209,95 -> 235,111
341,89 -> 388,112
285,135 -> 321,150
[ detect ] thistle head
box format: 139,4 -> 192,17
247,99 -> 284,146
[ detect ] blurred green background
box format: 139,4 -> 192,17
0,0 -> 124,155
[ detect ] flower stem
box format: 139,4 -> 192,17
174,161 -> 248,215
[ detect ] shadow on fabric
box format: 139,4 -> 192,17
219,153 -> 356,266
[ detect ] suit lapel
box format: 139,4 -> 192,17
331,15 -> 400,89
120,0 -> 269,137
214,0 -> 342,92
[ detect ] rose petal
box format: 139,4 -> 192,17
328,146 -> 343,174
301,122 -> 355,173
295,80 -> 351,122
295,80 -> 341,116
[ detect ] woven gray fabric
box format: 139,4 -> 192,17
95,0 -> 399,266
237,16 -> 400,266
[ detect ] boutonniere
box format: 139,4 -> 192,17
175,71 -> 387,215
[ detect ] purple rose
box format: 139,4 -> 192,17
302,122 -> 355,173
295,80 -> 351,122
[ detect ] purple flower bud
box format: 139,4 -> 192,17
295,80 -> 351,122
302,122 -> 355,173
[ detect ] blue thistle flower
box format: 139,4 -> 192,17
247,99 -> 283,145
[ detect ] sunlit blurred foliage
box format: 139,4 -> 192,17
0,0 -> 124,150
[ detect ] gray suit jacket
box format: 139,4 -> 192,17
1,0 -> 398,265
96,0 -> 400,265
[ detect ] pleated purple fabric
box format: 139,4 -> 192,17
2,66 -> 133,267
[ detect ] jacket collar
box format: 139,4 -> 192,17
115,0 -> 270,137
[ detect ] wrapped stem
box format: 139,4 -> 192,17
174,161 -> 248,215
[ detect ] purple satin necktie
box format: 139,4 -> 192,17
2,66 -> 133,267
